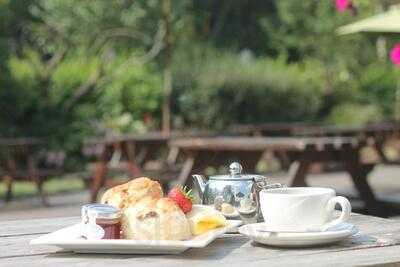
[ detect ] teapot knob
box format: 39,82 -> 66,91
229,162 -> 243,176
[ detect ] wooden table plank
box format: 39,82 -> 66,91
3,245 -> 400,267
2,214 -> 400,266
0,138 -> 44,146
170,137 -> 360,152
0,217 -> 78,237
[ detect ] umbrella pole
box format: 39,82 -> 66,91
395,80 -> 400,121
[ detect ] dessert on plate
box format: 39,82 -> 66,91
122,197 -> 191,240
101,177 -> 163,209
100,177 -> 227,240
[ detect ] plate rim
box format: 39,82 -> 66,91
30,219 -> 242,249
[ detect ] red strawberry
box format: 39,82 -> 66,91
168,186 -> 193,214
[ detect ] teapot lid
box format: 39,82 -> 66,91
209,162 -> 258,181
229,162 -> 243,176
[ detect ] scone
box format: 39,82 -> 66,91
101,177 -> 163,209
122,197 -> 192,240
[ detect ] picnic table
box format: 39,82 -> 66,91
234,122 -> 400,164
296,123 -> 400,164
170,137 -> 384,216
85,130 -> 218,202
85,132 -> 171,202
233,122 -> 400,137
3,213 -> 400,266
0,138 -> 63,205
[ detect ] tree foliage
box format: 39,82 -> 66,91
0,0 -> 398,162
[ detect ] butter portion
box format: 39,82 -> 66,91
186,205 -> 227,235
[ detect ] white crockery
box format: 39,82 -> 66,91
30,220 -> 242,254
260,187 -> 351,232
238,222 -> 358,247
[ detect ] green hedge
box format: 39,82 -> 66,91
0,50 -> 162,169
173,53 -> 323,129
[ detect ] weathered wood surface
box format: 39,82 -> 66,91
170,137 -> 361,151
2,214 -> 400,267
0,137 -> 44,146
232,122 -> 400,137
85,132 -> 170,146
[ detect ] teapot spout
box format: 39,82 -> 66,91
192,174 -> 206,200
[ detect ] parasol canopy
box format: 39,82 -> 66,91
337,5 -> 400,35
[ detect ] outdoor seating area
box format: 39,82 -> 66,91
2,123 -> 400,216
3,1 -> 400,266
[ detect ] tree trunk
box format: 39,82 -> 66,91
162,0 -> 172,134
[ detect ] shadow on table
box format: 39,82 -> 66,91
42,233 -> 384,261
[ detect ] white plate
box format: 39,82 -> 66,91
30,220 -> 242,254
238,222 -> 358,247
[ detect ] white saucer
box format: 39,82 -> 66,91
238,223 -> 358,247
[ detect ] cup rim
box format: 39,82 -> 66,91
260,187 -> 335,197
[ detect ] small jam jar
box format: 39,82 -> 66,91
81,204 -> 121,239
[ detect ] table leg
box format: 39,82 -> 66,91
345,163 -> 384,216
4,156 -> 17,202
135,148 -> 148,166
166,147 -> 180,165
374,139 -> 389,164
125,142 -> 141,177
178,156 -> 195,187
342,147 -> 385,216
274,151 -> 291,170
3,175 -> 13,202
91,162 -> 108,202
27,154 -> 48,206
34,176 -> 48,206
287,159 -> 310,187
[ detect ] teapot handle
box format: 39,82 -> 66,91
253,176 -> 284,191
252,177 -> 284,222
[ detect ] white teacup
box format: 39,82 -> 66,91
260,187 -> 351,232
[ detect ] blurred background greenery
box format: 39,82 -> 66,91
1,0 -> 399,169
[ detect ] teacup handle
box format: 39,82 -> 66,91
321,196 -> 352,231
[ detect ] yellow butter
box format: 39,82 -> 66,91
186,206 -> 227,236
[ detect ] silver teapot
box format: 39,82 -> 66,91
192,162 -> 282,223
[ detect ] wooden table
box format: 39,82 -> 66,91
3,214 -> 400,266
0,138 -> 49,205
233,122 -> 400,137
170,137 -> 385,216
85,130 -> 220,202
234,122 -> 400,164
230,122 -> 313,136
85,133 -> 171,202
